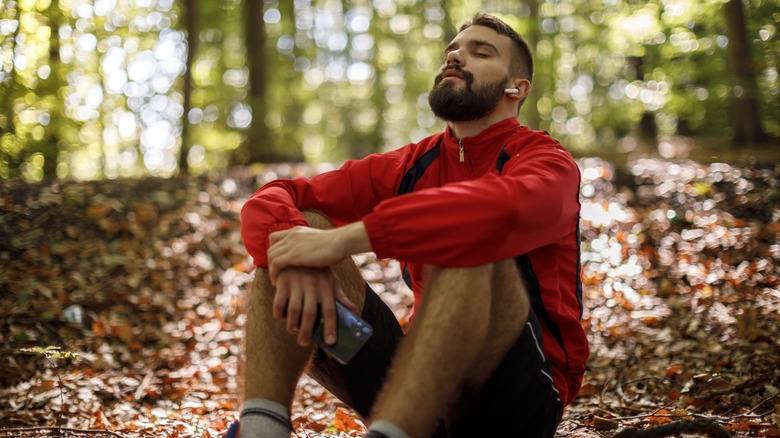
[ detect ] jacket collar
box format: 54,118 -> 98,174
443,117 -> 522,150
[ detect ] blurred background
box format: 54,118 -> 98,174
2,2 -> 779,435
0,0 -> 777,181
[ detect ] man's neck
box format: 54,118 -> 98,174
448,111 -> 516,139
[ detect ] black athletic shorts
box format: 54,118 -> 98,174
307,285 -> 563,438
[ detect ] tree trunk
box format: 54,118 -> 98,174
441,0 -> 456,48
370,6 -> 388,156
242,0 -> 273,164
41,0 -> 62,177
179,0 -> 197,174
723,0 -> 768,145
523,0 -> 542,130
629,56 -> 657,144
0,4 -> 23,177
278,0 -> 303,162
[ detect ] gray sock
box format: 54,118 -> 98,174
237,399 -> 292,438
368,420 -> 411,438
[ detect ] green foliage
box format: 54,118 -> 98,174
0,0 -> 777,180
20,346 -> 80,362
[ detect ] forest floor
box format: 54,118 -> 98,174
0,156 -> 779,438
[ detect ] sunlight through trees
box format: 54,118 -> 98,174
0,0 -> 777,181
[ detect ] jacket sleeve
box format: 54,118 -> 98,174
240,147 -> 414,266
362,140 -> 581,266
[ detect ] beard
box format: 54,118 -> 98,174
428,66 -> 508,122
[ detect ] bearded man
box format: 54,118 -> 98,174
235,12 -> 588,438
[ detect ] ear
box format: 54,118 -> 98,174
507,78 -> 531,101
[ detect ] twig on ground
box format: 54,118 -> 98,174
740,391 -> 780,417
691,374 -> 773,400
613,419 -> 731,438
133,369 -> 153,401
0,427 -> 126,438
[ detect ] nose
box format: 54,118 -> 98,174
445,49 -> 463,66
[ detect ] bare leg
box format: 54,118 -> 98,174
243,211 -> 367,407
370,259 -> 528,438
243,268 -> 313,406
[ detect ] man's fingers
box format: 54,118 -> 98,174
285,285 -> 303,334
267,229 -> 295,284
268,228 -> 289,246
272,281 -> 290,320
334,284 -> 359,314
297,293 -> 319,346
267,259 -> 279,286
291,271 -> 318,344
267,245 -> 287,286
318,273 -> 338,346
271,266 -> 349,348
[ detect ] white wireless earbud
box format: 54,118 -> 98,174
504,88 -> 519,94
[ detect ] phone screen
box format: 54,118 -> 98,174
313,301 -> 373,364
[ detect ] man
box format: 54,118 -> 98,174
237,12 -> 588,438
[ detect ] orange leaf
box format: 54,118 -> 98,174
333,407 -> 360,432
92,319 -> 109,337
648,409 -> 673,424
759,426 -> 780,437
86,204 -> 111,219
666,364 -> 684,378
34,380 -> 57,392
112,320 -> 134,344
725,419 -> 752,431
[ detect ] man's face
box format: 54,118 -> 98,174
428,25 -> 515,122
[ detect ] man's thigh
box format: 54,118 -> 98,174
441,308 -> 562,438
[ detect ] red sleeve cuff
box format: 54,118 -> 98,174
362,212 -> 393,260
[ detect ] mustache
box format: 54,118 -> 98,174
434,66 -> 474,87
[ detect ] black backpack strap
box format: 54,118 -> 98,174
396,138 -> 442,196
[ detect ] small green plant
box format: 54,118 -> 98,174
20,346 -> 80,361
20,346 -> 81,426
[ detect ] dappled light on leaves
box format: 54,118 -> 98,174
569,157 -> 780,438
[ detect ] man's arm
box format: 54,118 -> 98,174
362,142 -> 581,267
241,147 -> 413,267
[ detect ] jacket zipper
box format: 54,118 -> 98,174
458,139 -> 465,162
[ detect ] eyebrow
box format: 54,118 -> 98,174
444,39 -> 501,56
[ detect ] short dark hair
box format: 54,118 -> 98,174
459,13 -> 534,83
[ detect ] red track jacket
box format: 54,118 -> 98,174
241,117 -> 588,406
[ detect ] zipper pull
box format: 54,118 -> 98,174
458,139 -> 464,162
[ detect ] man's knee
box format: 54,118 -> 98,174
301,210 -> 333,230
425,263 -> 492,284
425,259 -> 528,314
249,267 -> 275,305
426,259 -> 520,288
490,258 -> 526,292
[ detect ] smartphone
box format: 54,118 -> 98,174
313,301 -> 373,365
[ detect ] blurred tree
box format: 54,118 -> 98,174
179,0 -> 198,174
38,0 -> 64,177
0,2 -> 23,179
723,0 -> 769,145
241,0 -> 274,164
518,0 -> 541,131
0,0 -> 777,180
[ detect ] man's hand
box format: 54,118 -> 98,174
272,266 -> 357,346
268,226 -> 349,284
267,221 -> 372,284
266,221 -> 371,347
